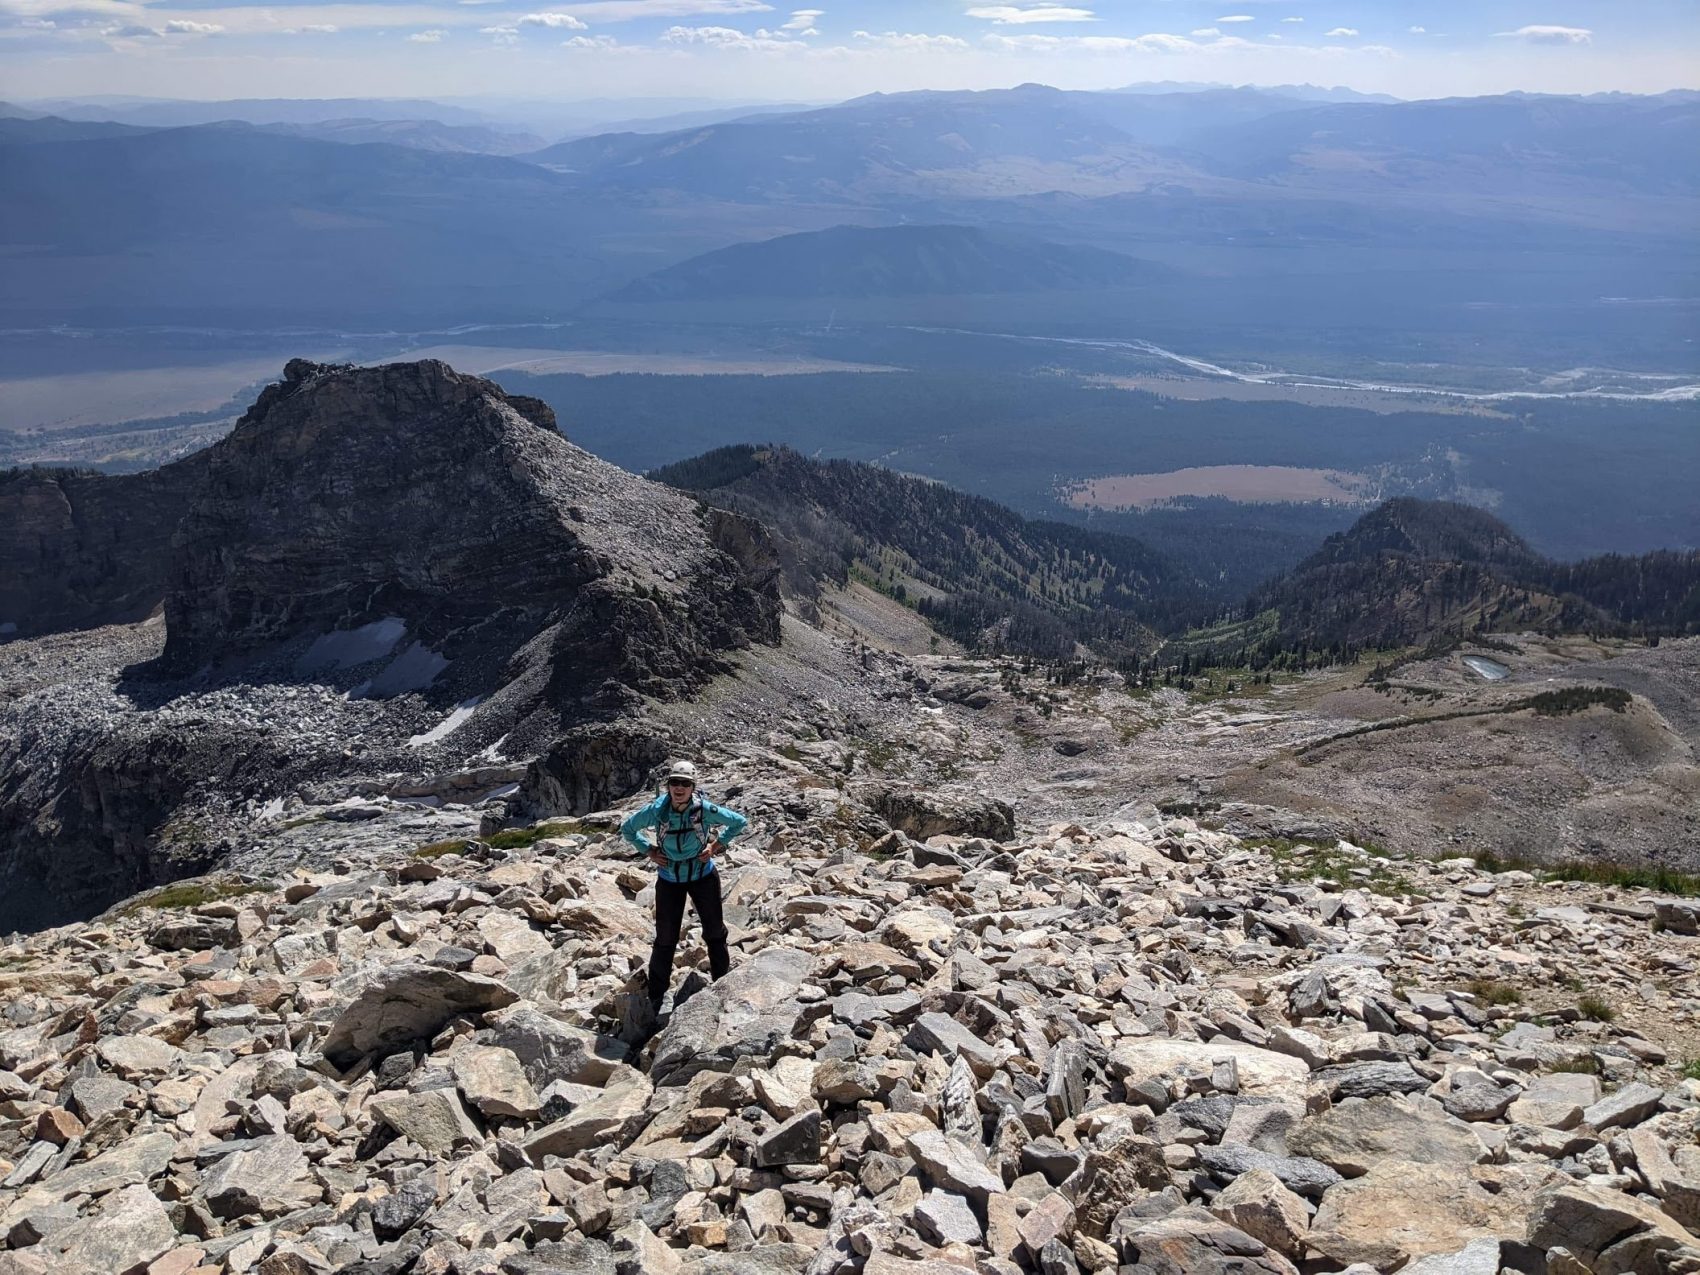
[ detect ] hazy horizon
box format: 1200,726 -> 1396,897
4,1 -> 1697,103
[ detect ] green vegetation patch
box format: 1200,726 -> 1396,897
1681,1059 -> 1700,1083
414,839 -> 474,860
1577,993 -> 1617,1023
1550,1054 -> 1602,1076
1474,849 -> 1700,897
484,821 -> 595,850
1465,978 -> 1522,1007
118,878 -> 267,916
1543,861 -> 1700,896
1252,837 -> 1423,899
1525,686 -> 1632,717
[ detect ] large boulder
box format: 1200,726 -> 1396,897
1109,1038 -> 1310,1099
1286,1097 -> 1487,1177
868,786 -> 1016,842
1527,1180 -> 1700,1274
1308,1161 -> 1557,1269
321,965 -> 519,1068
649,947 -> 813,1086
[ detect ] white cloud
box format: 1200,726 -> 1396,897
21,16 -> 56,26
518,11 -> 587,28
854,30 -> 968,49
481,23 -> 518,40
1215,14 -> 1253,23
563,32 -> 616,46
662,23 -> 787,48
103,22 -> 160,37
532,0 -> 770,20
407,27 -> 444,40
1408,26 -> 1425,35
163,18 -> 221,33
780,8 -> 819,33
1190,27 -> 1219,38
1325,27 -> 1356,37
965,5 -> 1095,23
287,22 -> 338,32
1498,24 -> 1591,45
1280,15 -> 1302,22
984,31 -> 1196,54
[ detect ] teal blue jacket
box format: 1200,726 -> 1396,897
621,793 -> 749,883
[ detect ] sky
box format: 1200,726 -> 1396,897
4,0 -> 1697,105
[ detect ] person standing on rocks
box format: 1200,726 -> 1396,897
621,760 -> 749,1015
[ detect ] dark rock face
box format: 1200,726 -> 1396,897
511,724 -> 676,822
0,718 -> 248,931
0,456 -> 208,639
159,359 -> 780,745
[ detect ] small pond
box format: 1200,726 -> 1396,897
1463,655 -> 1511,681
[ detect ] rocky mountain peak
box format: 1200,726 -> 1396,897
1312,498 -> 1538,569
161,359 -> 780,705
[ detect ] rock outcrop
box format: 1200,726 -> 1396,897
163,360 -> 779,717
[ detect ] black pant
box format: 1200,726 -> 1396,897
649,871 -> 730,1006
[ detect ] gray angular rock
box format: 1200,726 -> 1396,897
1196,1144 -> 1342,1200
756,1109 -> 822,1167
1207,1168 -> 1310,1259
322,966 -> 520,1068
1112,1205 -> 1299,1275
199,1134 -> 315,1218
1286,1097 -> 1485,1178
869,787 -> 1015,841
1527,1180 -> 1700,1271
907,1011 -> 1014,1078
915,1190 -> 982,1245
486,1004 -> 629,1088
372,1173 -> 439,1241
1440,1081 -> 1517,1123
1582,1082 -> 1663,1131
369,1087 -> 482,1154
1399,1238 -> 1503,1275
524,1072 -> 653,1159
906,1128 -> 1006,1202
1312,1061 -> 1428,1100
649,948 -> 812,1086
42,1184 -> 175,1273
451,1044 -> 542,1120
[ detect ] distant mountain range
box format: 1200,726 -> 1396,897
530,84 -> 1699,202
1114,81 -> 1401,104
2,84 -> 1695,328
605,224 -> 1169,303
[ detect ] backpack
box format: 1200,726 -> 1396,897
653,792 -> 710,882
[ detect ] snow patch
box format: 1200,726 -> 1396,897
408,697 -> 484,747
471,734 -> 511,765
368,642 -> 450,697
297,617 -> 407,675
257,797 -> 287,821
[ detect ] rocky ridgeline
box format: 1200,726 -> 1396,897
1,770 -> 1697,1275
0,359 -> 782,931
